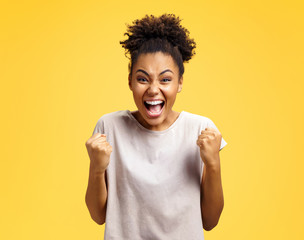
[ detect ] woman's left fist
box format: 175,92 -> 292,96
196,127 -> 222,167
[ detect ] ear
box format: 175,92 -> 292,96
178,76 -> 183,93
128,74 -> 132,91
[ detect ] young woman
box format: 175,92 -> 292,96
85,14 -> 228,239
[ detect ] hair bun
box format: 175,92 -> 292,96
120,13 -> 196,62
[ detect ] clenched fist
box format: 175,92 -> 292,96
196,127 -> 222,167
85,133 -> 112,173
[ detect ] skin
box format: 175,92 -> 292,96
85,133 -> 111,225
85,51 -> 224,230
197,128 -> 224,230
128,52 -> 183,131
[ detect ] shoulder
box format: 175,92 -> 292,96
181,111 -> 212,125
95,110 -> 129,124
182,111 -> 224,135
177,111 -> 215,134
93,110 -> 130,132
181,111 -> 224,132
181,111 -> 228,150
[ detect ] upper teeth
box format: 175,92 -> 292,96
145,100 -> 163,105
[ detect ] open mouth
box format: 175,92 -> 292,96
144,100 -> 165,117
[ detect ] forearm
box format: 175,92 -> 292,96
200,158 -> 224,231
85,164 -> 108,225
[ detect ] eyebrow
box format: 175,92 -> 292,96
136,69 -> 173,76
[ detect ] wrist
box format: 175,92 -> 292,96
204,158 -> 221,171
205,163 -> 221,172
203,154 -> 220,169
89,163 -> 106,175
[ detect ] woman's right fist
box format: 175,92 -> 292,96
85,133 -> 112,172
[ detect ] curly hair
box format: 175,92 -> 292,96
120,13 -> 196,78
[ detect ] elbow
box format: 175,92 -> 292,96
85,197 -> 106,225
203,221 -> 218,231
202,202 -> 224,231
202,210 -> 222,231
93,216 -> 105,225
89,210 -> 106,225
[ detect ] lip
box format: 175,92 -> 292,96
143,98 -> 165,102
143,99 -> 165,118
144,104 -> 164,118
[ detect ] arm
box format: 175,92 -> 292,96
85,133 -> 112,225
85,167 -> 108,225
200,158 -> 224,231
196,127 -> 224,231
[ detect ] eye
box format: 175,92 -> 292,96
161,78 -> 171,83
137,78 -> 148,83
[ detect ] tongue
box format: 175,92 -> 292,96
148,104 -> 162,113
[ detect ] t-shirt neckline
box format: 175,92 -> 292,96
126,110 -> 185,134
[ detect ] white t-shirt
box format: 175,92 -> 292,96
92,110 -> 227,240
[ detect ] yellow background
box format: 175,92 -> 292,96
1,0 -> 303,239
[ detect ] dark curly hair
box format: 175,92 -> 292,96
120,13 -> 196,79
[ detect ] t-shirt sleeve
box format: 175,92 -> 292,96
92,118 -> 105,136
207,118 -> 227,151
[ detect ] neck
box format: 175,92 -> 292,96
132,110 -> 180,131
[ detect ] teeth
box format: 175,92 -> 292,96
145,100 -> 163,105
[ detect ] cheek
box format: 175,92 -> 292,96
132,86 -> 145,100
162,88 -> 178,102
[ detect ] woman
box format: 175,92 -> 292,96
85,14 -> 228,239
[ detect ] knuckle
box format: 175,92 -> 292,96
99,142 -> 106,148
92,142 -> 100,150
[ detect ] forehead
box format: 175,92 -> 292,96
133,52 -> 178,73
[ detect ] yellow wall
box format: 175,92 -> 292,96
1,1 -> 303,239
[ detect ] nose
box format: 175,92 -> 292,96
147,81 -> 160,96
